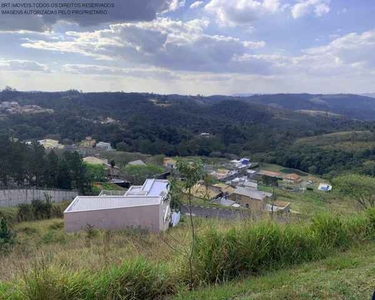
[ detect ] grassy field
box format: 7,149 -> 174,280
1,209 -> 375,299
257,163 -> 356,215
173,242 -> 375,300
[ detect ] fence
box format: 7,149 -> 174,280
0,188 -> 78,207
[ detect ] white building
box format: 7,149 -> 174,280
64,179 -> 171,233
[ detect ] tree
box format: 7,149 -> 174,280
0,218 -> 15,252
85,163 -> 106,182
26,141 -> 46,187
333,174 -> 375,209
110,159 -> 116,168
122,164 -> 163,185
45,150 -> 59,187
175,158 -> 204,291
202,173 -> 215,201
262,175 -> 278,187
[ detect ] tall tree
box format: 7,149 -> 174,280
333,174 -> 375,209
175,158 -> 204,291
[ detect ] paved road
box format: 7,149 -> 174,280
181,204 -> 253,220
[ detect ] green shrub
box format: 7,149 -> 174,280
0,207 -> 18,224
365,208 -> 375,238
41,231 -> 68,245
17,204 -> 34,222
17,201 -> 66,223
0,219 -> 16,254
48,221 -> 64,231
31,200 -> 52,220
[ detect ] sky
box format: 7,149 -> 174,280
0,0 -> 375,95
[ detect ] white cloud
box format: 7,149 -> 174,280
0,59 -> 50,72
291,0 -> 330,19
22,18 -> 268,74
190,1 -> 204,9
62,64 -> 180,80
204,0 -> 281,26
304,30 -> 375,70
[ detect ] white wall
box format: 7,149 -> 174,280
0,189 -> 78,207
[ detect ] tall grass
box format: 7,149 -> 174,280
1,210 -> 375,299
8,258 -> 176,300
191,209 -> 375,284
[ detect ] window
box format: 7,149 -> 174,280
245,204 -> 249,209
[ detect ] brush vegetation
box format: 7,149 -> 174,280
0,209 -> 375,299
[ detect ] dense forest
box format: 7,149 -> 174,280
1,88 -> 375,177
0,136 -> 91,193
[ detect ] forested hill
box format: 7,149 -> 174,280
0,89 -> 373,166
236,93 -> 375,121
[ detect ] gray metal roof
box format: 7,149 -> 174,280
233,187 -> 272,200
65,196 -> 161,213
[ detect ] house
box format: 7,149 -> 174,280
64,179 -> 171,233
258,170 -> 283,179
80,136 -> 96,148
200,132 -> 211,138
163,157 -> 177,169
83,156 -> 108,165
96,142 -> 114,151
38,139 -> 64,150
212,183 -> 235,196
212,197 -> 237,207
228,187 -> 273,210
318,183 -> 332,192
283,173 -> 302,184
83,156 -> 120,178
241,181 -> 258,190
190,183 -> 222,200
127,160 -> 146,166
265,201 -> 291,212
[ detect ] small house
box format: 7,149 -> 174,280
241,181 -> 258,190
318,183 -> 332,192
283,173 -> 302,184
96,142 -> 114,151
258,170 -> 283,179
80,136 -> 96,148
163,157 -> 177,169
228,187 -> 273,210
83,156 -> 120,178
190,183 -> 221,200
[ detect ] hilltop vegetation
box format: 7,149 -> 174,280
1,89 -> 375,178
241,93 -> 375,121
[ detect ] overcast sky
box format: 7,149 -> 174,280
0,0 -> 374,95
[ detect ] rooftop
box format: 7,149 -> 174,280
258,170 -> 282,178
284,173 -> 301,181
233,187 -> 272,200
65,196 -> 161,213
125,179 -> 169,197
128,160 -> 146,166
